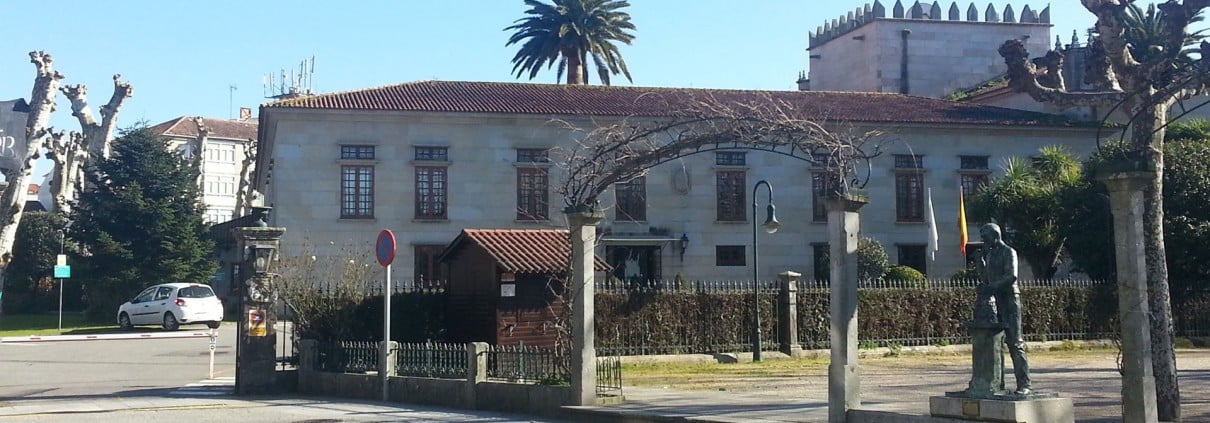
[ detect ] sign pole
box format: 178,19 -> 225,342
209,328 -> 218,379
383,262 -> 391,401
375,229 -> 396,403
57,277 -> 63,333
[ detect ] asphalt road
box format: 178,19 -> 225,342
0,324 -> 562,422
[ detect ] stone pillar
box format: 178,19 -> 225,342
234,225 -> 286,396
1098,172 -> 1158,423
467,342 -> 488,409
566,209 -> 604,406
778,271 -> 802,356
825,195 -> 866,423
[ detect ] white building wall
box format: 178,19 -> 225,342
262,109 -> 1101,284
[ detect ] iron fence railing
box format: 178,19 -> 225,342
395,340 -> 467,378
486,343 -> 568,383
596,355 -> 623,397
316,341 -> 378,373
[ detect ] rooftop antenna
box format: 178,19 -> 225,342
263,57 -> 316,99
228,85 -> 238,120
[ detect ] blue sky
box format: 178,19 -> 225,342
1,1 -> 1096,176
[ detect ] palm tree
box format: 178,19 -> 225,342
504,0 -> 636,85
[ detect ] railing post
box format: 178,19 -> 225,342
778,271 -> 802,356
467,342 -> 488,409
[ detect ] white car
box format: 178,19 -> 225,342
117,283 -> 223,331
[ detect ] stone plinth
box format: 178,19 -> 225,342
930,395 -> 1073,423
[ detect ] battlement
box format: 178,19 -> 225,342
810,1 -> 1050,49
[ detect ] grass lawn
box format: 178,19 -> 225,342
619,347 -> 1134,390
0,313 -> 119,337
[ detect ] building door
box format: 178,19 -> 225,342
606,245 -> 662,287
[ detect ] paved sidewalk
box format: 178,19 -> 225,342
568,348 -> 1210,422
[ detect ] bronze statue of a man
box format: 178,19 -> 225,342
976,223 -> 1031,395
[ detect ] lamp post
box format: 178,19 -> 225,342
751,180 -> 780,362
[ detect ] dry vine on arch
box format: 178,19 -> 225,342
550,93 -> 888,211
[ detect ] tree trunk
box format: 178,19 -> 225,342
0,52 -> 63,314
192,116 -> 208,188
46,131 -> 86,213
1136,102 -> 1180,422
565,49 -> 585,85
62,75 -> 132,163
234,138 -> 256,219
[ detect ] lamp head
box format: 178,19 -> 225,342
762,203 -> 780,234
679,233 -> 689,251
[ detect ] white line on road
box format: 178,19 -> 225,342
0,331 -> 211,343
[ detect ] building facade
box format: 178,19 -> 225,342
149,116 -> 257,224
254,81 -> 1101,285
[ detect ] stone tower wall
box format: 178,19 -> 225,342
807,1 -> 1051,98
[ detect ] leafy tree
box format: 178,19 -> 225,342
813,236 -> 889,282
1,212 -> 70,313
969,146 -> 1083,279
857,236 -> 889,281
1161,125 -> 1210,297
505,0 -> 636,85
70,126 -> 216,320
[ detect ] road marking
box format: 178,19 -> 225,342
0,331 -> 210,343
169,377 -> 234,397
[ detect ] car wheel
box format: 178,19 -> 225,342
206,321 -> 220,329
119,313 -> 133,330
163,312 -> 180,331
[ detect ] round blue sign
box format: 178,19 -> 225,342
376,229 -> 396,267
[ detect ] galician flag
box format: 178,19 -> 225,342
959,184 -> 969,255
926,187 -> 938,261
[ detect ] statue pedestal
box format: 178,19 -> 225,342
929,395 -> 1073,423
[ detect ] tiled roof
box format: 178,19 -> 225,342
264,80 -> 1082,127
444,229 -> 609,274
148,116 -> 258,141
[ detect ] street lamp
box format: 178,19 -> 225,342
751,180 -> 780,362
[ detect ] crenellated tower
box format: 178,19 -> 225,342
803,1 -> 1052,98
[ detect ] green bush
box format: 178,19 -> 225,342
950,266 -> 980,282
884,265 -> 925,281
857,237 -> 890,281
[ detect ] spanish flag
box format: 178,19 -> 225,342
958,184 -> 969,255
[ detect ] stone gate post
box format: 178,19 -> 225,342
778,271 -> 801,356
234,217 -> 286,395
825,195 -> 866,423
1098,171 -> 1158,423
566,208 -> 604,406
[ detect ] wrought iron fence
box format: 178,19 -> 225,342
596,354 -> 623,397
316,341 -> 379,373
486,343 -> 568,383
395,340 -> 468,378
597,279 -> 782,356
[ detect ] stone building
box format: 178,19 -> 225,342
149,115 -> 257,223
254,81 -> 1099,283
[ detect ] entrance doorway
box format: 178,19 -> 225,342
605,245 -> 663,287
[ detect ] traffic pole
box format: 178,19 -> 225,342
382,263 -> 391,401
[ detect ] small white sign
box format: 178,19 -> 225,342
500,284 -> 516,297
56,254 -> 67,267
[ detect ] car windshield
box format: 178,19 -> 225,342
177,285 -> 216,298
